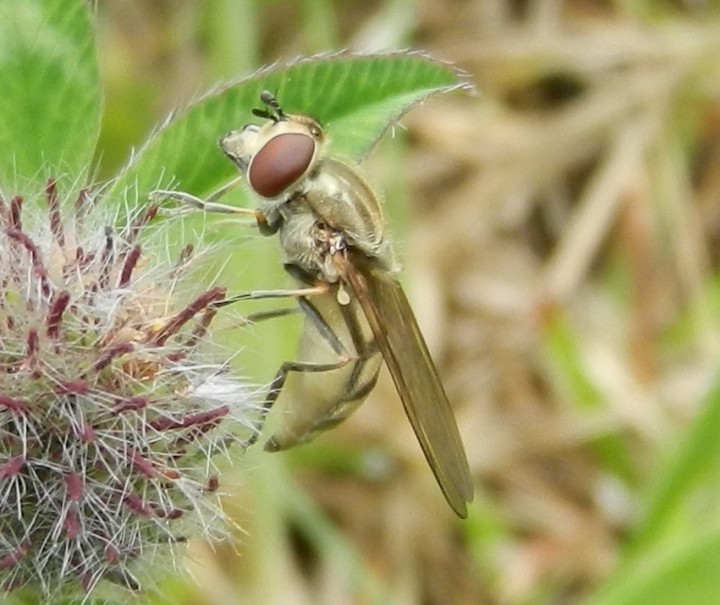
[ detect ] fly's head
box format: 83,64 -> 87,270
220,91 -> 325,200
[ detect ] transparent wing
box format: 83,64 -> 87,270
336,253 -> 473,517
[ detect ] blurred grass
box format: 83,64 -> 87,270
93,1 -> 720,605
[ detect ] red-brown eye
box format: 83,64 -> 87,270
248,133 -> 316,198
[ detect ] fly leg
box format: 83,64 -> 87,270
261,294 -> 384,451
150,177 -> 250,215
212,284 -> 329,308
149,190 -> 259,228
249,295 -> 360,450
204,283 -> 359,449
230,307 -> 298,326
149,179 -> 270,229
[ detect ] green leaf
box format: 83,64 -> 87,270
581,375 -> 720,605
583,526 -> 720,605
106,51 -> 471,207
630,373 -> 720,549
0,0 -> 101,185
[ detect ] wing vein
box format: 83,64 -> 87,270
336,252 -> 473,517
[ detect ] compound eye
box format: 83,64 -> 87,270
248,133 -> 316,198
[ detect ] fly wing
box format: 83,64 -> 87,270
336,253 -> 473,517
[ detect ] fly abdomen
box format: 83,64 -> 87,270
263,291 -> 381,451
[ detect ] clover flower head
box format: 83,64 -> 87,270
0,179 -> 254,601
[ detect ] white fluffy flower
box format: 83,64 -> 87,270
0,179 -> 255,600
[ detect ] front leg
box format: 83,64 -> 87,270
149,185 -> 281,234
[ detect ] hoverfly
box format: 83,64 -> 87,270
154,92 -> 473,517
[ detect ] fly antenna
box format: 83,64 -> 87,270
252,90 -> 286,122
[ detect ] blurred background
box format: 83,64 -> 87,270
94,1 -> 720,604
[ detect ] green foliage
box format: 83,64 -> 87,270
0,2 -> 470,604
583,375 -> 720,605
5,1 -> 720,604
586,522 -> 720,605
106,51 -> 470,207
634,376 -> 720,549
0,0 -> 100,185
541,305 -> 720,604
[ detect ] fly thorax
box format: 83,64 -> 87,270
304,159 -> 390,265
258,174 -> 316,231
277,202 -> 344,284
